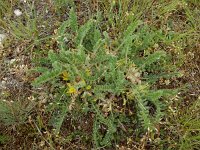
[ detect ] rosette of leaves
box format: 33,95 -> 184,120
32,8 -> 180,148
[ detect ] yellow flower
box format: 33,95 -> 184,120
85,69 -> 91,77
86,85 -> 92,90
67,83 -> 77,94
62,71 -> 69,81
81,79 -> 86,85
104,44 -> 108,49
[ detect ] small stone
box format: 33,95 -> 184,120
10,59 -> 16,64
0,34 -> 6,48
20,0 -> 27,2
0,34 -> 6,42
14,9 -> 22,16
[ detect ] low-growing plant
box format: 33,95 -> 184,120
53,0 -> 74,13
0,134 -> 9,145
0,100 -> 35,126
170,97 -> 200,150
32,8 -> 181,148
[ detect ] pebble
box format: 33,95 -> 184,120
14,9 -> 23,16
0,34 -> 6,48
0,34 -> 6,42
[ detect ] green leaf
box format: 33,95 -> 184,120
32,62 -> 62,86
141,51 -> 166,68
48,50 -> 59,63
76,20 -> 93,46
69,7 -> 78,32
123,20 -> 143,36
49,103 -> 68,134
